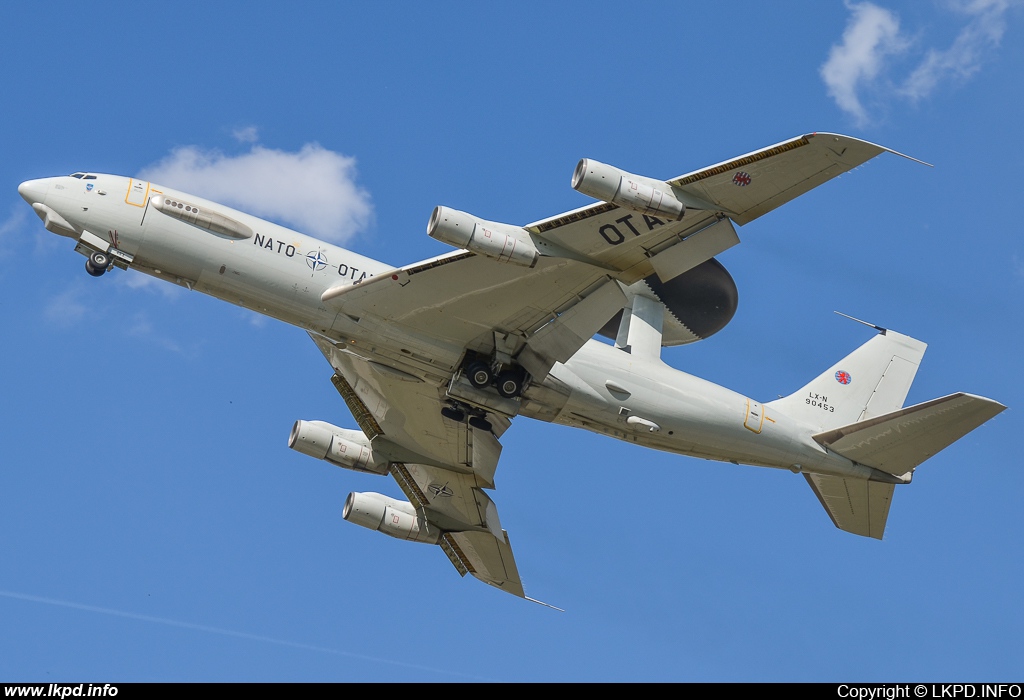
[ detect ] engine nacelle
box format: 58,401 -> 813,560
571,159 -> 686,221
428,206 -> 538,267
343,492 -> 439,544
288,420 -> 388,475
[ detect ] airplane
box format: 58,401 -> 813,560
18,132 -> 1005,605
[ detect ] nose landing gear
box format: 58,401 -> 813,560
75,231 -> 133,278
85,251 -> 111,277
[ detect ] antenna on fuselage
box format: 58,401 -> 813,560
834,310 -> 887,335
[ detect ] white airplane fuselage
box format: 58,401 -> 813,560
19,173 -> 879,484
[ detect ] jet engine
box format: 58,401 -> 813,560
288,420 -> 388,475
343,492 -> 439,544
427,206 -> 538,267
572,159 -> 694,221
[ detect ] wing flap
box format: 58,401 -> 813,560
401,462 -> 495,530
528,206 -> 722,272
804,473 -> 894,539
517,277 -> 626,379
813,393 -> 1006,476
313,334 -> 474,469
648,217 -> 739,282
324,254 -> 611,358
446,529 -> 525,598
471,426 -> 502,489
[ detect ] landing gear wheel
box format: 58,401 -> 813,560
466,361 -> 492,388
85,251 -> 110,277
440,406 -> 466,422
496,369 -> 525,398
468,416 -> 492,432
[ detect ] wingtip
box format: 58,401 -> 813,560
807,132 -> 933,167
884,147 -> 933,168
526,596 -> 565,612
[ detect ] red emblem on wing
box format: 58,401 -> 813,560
732,172 -> 751,186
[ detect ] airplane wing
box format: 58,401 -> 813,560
664,131 -> 925,225
309,333 -> 529,599
321,133 -> 908,369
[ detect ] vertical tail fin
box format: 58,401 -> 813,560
766,330 -> 927,430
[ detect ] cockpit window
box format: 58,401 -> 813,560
70,173 -> 85,179
69,173 -> 97,179
83,175 -> 97,180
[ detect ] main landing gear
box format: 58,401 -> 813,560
85,251 -> 111,277
463,357 -> 527,399
440,402 -> 492,433
495,369 -> 525,399
466,361 -> 492,389
440,355 -> 529,432
440,405 -> 466,422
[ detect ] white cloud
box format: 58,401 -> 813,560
0,588 -> 488,680
241,308 -> 268,328
139,141 -> 373,243
0,207 -> 27,255
901,0 -> 1011,100
821,1 -> 1017,123
820,2 -> 909,126
0,207 -> 25,238
44,287 -> 90,328
118,268 -> 185,299
125,311 -> 197,357
232,125 -> 259,143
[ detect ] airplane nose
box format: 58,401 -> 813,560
18,179 -> 50,205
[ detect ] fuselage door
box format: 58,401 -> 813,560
744,399 -> 765,433
125,178 -> 151,207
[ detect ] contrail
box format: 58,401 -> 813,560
0,589 -> 494,681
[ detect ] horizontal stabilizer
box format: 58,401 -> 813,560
813,393 -> 1006,476
805,474 -> 894,539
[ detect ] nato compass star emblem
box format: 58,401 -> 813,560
428,482 -> 454,498
306,249 -> 328,273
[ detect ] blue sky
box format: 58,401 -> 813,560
1,1 -> 1022,682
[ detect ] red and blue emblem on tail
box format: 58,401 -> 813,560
835,370 -> 852,385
